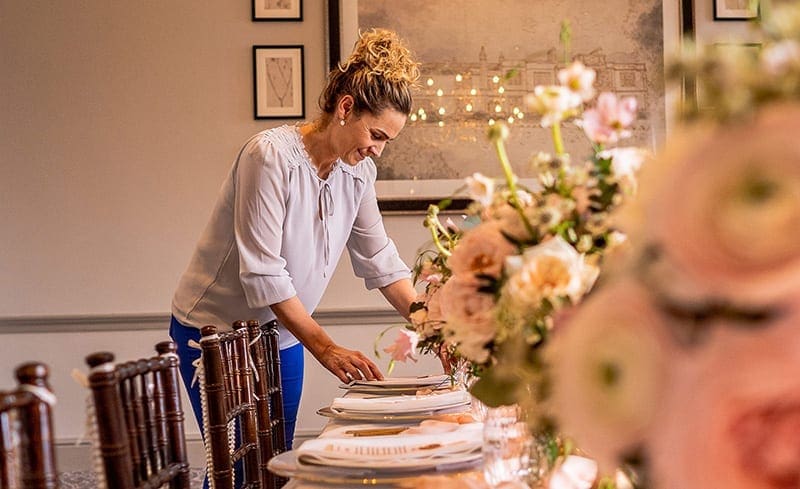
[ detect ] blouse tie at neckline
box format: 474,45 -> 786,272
318,182 -> 334,277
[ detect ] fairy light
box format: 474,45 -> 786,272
513,107 -> 520,115
488,118 -> 496,125
465,103 -> 473,112
438,121 -> 445,127
420,113 -> 427,121
495,104 -> 502,113
426,78 -> 435,87
516,112 -> 525,119
438,107 -> 446,115
436,88 -> 444,97
410,113 -> 418,122
455,73 -> 463,82
470,88 -> 478,96
507,116 -> 515,124
498,86 -> 505,94
492,75 -> 500,83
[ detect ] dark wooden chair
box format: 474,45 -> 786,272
198,324 -> 261,489
243,320 -> 286,489
86,341 -> 191,489
0,363 -> 58,489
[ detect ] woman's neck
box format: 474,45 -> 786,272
299,121 -> 337,179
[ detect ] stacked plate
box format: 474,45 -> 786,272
318,389 -> 472,422
339,374 -> 453,394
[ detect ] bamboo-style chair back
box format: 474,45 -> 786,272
0,363 -> 58,489
86,341 -> 191,489
243,320 -> 286,489
198,324 -> 261,489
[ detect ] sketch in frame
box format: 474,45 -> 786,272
253,0 -> 302,21
253,45 -> 305,119
713,0 -> 759,20
335,0 -> 666,195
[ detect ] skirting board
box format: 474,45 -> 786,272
0,308 -> 403,334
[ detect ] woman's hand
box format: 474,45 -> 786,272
317,344 -> 384,383
269,296 -> 384,383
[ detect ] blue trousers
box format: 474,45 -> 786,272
169,316 -> 304,488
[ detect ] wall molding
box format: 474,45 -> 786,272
0,308 -> 404,334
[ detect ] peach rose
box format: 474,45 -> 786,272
545,278 -> 674,473
650,103 -> 800,308
438,275 -> 497,364
448,221 -> 517,279
648,311 -> 800,489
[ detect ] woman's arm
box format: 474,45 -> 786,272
270,296 -> 384,382
379,278 -> 416,322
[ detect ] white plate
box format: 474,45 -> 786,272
341,374 -> 451,389
316,404 -> 471,422
330,390 -> 471,414
341,384 -> 455,395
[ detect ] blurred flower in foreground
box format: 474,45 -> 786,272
544,4 -> 800,483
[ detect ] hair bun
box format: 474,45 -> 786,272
340,28 -> 420,85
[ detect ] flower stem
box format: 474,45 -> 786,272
491,136 -> 536,238
552,122 -> 565,156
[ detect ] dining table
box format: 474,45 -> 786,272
267,374 -> 531,488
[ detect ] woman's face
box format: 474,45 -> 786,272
338,109 -> 407,165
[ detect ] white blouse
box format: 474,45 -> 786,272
172,125 -> 410,349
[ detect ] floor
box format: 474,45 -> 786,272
57,468 -> 206,488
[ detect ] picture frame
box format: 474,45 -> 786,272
253,45 -> 305,120
327,0 -> 668,213
713,0 -> 759,20
252,0 -> 302,21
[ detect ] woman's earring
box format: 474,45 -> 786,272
339,119 -> 346,126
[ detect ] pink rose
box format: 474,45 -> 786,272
649,103 -> 800,308
580,92 -> 638,145
648,311 -> 800,489
448,221 -> 517,279
383,328 -> 420,363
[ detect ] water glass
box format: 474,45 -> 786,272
482,405 -> 533,486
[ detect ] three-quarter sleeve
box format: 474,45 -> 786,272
347,164 -> 411,290
233,136 -> 297,308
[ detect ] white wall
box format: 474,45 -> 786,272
0,0 -> 439,462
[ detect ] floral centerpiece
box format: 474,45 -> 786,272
540,2 -> 800,487
384,59 -> 647,411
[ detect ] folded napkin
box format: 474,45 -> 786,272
296,422 -> 483,469
330,389 -> 471,414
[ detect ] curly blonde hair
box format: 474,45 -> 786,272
319,28 -> 420,121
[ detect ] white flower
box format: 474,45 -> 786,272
558,61 -> 597,102
548,455 -> 598,489
525,85 -> 582,127
598,147 -> 647,181
465,172 -> 495,207
761,40 -> 800,76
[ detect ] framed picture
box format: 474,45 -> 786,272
252,0 -> 302,21
328,0 -> 667,212
713,0 -> 759,20
253,45 -> 305,120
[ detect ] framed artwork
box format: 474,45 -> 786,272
328,0 -> 667,212
713,0 -> 759,20
252,0 -> 302,21
253,45 -> 305,120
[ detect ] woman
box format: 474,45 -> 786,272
169,28 -> 420,453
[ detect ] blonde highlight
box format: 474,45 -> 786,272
319,28 -> 420,122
